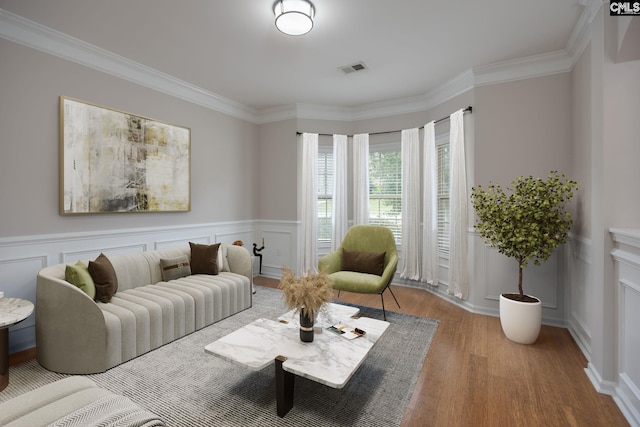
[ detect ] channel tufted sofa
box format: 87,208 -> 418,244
36,244 -> 252,374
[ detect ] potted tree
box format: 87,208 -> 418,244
470,171 -> 577,344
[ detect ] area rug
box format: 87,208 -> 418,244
2,287 -> 439,426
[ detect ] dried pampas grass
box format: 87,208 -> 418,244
278,266 -> 334,318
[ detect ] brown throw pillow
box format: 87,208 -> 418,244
88,253 -> 118,303
189,242 -> 220,275
160,255 -> 191,282
342,249 -> 386,276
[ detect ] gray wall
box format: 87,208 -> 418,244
474,74 -> 572,186
256,119 -> 297,221
0,38 -> 259,239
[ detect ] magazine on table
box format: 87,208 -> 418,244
327,323 -> 366,340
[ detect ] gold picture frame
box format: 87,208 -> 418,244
60,96 -> 191,214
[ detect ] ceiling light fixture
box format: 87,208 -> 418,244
273,0 -> 315,36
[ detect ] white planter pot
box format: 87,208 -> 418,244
499,294 -> 542,344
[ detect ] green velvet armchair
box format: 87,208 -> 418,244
318,225 -> 400,320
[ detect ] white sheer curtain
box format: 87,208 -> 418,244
448,110 -> 468,298
332,134 -> 348,251
352,133 -> 370,225
422,121 -> 439,285
400,128 -> 420,280
299,133 -> 318,274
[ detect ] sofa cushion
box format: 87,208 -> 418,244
0,377 -> 163,427
159,255 -> 191,281
89,253 -> 118,303
218,244 -> 230,272
65,261 -> 96,299
189,242 -> 220,275
342,249 -> 386,276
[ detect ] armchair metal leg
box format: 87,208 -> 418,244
380,294 -> 387,321
379,285 -> 400,322
387,285 -> 401,309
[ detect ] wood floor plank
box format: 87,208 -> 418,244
253,277 -> 629,426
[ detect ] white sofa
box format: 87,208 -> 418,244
36,244 -> 252,374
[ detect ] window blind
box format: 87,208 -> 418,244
437,142 -> 450,256
369,148 -> 402,243
317,150 -> 333,242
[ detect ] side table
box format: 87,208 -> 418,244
0,297 -> 34,391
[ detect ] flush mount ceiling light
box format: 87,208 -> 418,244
273,0 -> 315,36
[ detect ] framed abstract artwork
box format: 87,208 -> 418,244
60,96 -> 191,214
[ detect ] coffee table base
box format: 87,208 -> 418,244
275,355 -> 295,417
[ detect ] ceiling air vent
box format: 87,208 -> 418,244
339,62 -> 367,74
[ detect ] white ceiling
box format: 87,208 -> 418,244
0,0 -> 587,112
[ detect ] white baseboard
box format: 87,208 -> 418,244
615,374 -> 640,427
585,363 -> 617,396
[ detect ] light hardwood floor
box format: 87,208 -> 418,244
254,277 -> 628,427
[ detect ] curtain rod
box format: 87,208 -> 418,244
296,106 -> 472,137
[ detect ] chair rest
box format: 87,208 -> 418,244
329,271 -> 387,294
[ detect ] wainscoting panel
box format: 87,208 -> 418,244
0,221 -> 256,355
484,247 -> 519,300
611,229 -> 640,426
252,220 -> 298,278
399,232 -> 567,326
567,236 -> 592,359
483,246 -> 559,309
0,255 -> 46,353
478,240 -> 564,326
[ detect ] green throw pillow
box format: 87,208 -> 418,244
65,261 -> 96,299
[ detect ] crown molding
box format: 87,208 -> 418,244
577,0 -> 605,23
1,5 -> 597,125
0,9 -> 257,122
296,104 -> 356,121
273,69 -> 476,123
350,69 -> 476,122
252,104 -> 298,124
567,0 -> 603,65
473,50 -> 573,87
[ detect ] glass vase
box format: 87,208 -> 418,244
299,310 -> 314,342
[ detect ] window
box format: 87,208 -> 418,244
437,139 -> 450,256
317,148 -> 333,242
369,145 -> 402,243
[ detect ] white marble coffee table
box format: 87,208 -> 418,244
0,298 -> 34,391
205,303 -> 389,417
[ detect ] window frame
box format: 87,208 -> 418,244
368,142 -> 402,245
435,133 -> 450,259
317,145 -> 333,244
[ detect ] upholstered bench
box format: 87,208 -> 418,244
0,376 -> 164,426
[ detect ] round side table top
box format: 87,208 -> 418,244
0,298 -> 34,329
